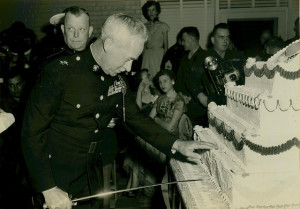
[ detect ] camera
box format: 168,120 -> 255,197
204,56 -> 240,95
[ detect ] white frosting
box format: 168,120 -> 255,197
0,110 -> 15,133
194,40 -> 300,208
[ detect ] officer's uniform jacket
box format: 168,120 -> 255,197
21,48 -> 177,193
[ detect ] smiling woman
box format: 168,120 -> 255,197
141,1 -> 170,79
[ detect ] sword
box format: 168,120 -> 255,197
43,178 -> 203,208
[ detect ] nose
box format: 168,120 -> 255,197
123,60 -> 133,72
74,29 -> 79,38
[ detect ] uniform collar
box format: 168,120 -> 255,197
80,45 -> 105,75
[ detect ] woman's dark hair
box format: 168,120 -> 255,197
142,1 -> 161,21
156,69 -> 175,81
135,68 -> 149,83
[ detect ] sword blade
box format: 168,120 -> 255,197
72,178 -> 203,203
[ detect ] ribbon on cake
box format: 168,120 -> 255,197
244,64 -> 300,80
208,113 -> 300,155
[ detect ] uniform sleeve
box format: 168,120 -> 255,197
115,90 -> 177,157
21,64 -> 64,192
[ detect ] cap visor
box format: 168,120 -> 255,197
49,13 -> 65,25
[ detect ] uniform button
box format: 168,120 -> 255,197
116,104 -> 119,108
76,56 -> 81,61
95,113 -> 100,119
101,76 -> 104,81
76,104 -> 81,108
49,154 -> 52,158
93,65 -> 99,72
94,129 -> 98,133
100,95 -> 104,100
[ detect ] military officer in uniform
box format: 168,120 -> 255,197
21,13 -> 217,209
42,6 -> 94,61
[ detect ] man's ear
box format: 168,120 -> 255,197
211,36 -> 215,45
103,38 -> 113,53
88,26 -> 93,38
60,24 -> 65,35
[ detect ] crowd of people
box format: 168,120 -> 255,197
0,1 -> 298,209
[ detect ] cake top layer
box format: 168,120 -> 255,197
245,40 -> 299,80
235,40 -> 300,111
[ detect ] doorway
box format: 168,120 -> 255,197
228,19 -> 278,57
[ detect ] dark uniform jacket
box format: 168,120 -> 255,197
21,48 -> 177,194
175,47 -> 209,126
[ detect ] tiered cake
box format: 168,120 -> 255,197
194,40 -> 300,208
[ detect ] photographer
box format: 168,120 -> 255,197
204,23 -> 245,105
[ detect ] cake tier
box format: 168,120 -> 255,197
208,102 -> 300,173
244,40 -> 299,98
225,84 -> 300,141
232,172 -> 300,208
194,126 -> 245,206
194,125 -> 300,208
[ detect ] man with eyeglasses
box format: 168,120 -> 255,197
21,13 -> 217,209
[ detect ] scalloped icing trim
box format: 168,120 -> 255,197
208,104 -> 253,142
225,86 -> 300,111
244,39 -> 300,79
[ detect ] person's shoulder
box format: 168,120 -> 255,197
227,49 -> 245,60
43,52 -> 77,74
204,48 -> 215,56
157,21 -> 170,31
195,48 -> 207,56
176,93 -> 185,101
174,94 -> 186,106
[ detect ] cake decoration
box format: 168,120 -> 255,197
194,39 -> 300,207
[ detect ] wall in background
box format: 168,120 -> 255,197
0,0 -> 142,40
0,0 -> 298,46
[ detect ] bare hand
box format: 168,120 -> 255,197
172,140 -> 218,164
42,187 -> 72,209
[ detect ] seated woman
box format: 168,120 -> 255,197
123,70 -> 189,201
135,69 -> 160,115
149,70 -> 186,137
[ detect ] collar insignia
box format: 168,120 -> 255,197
59,60 -> 68,66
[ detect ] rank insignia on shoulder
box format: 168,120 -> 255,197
59,60 -> 69,66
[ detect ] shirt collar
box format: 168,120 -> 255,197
188,46 -> 199,59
